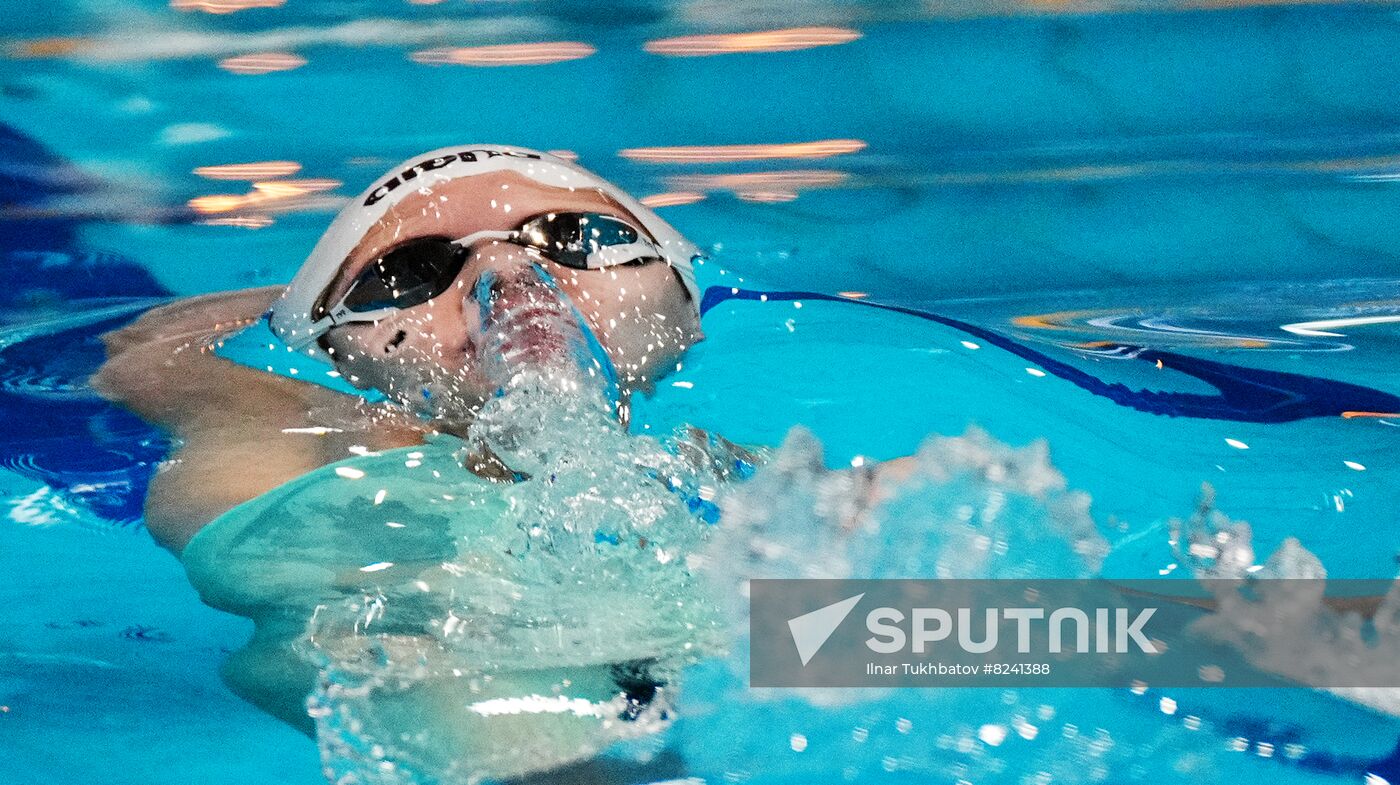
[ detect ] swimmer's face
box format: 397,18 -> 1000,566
317,171 -> 701,425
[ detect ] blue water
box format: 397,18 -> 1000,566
6,1 -> 1400,783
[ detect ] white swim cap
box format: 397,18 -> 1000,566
270,145 -> 702,353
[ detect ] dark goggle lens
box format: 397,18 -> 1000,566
518,212 -> 641,269
341,238 -> 467,313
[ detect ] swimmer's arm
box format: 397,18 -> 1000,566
94,287 -> 427,552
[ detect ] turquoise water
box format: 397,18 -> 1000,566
6,1 -> 1400,783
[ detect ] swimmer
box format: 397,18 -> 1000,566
93,146 -> 883,781
91,146 -> 1389,783
96,147 -> 708,551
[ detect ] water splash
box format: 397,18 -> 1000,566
301,316 -> 733,782
1167,485 -> 1265,581
1174,507 -> 1400,718
671,435 -> 1400,783
703,425 -> 1107,591
296,383 -> 1400,784
7,484 -> 80,527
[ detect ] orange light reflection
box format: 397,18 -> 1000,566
252,178 -> 342,197
667,170 -> 848,193
218,52 -> 306,74
410,42 -> 596,67
737,190 -> 798,203
639,191 -> 706,208
194,161 -> 302,180
201,215 -> 274,228
1011,310 -> 1100,330
9,38 -> 88,58
189,179 -> 341,215
622,139 -> 865,164
645,26 -> 861,57
171,0 -> 285,12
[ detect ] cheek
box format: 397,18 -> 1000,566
322,310 -> 474,392
325,335 -> 407,394
397,307 -> 474,368
557,270 -> 699,380
326,348 -> 387,391
556,267 -> 679,328
612,312 -> 694,373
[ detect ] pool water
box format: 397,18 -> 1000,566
5,1 -> 1400,783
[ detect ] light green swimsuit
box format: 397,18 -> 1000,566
179,432 -> 705,780
180,436 -> 504,730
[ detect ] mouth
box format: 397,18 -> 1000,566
472,265 -> 618,405
476,269 -> 586,364
492,300 -> 579,366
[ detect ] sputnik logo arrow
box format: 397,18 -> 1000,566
787,593 -> 864,666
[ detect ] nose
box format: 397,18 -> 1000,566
460,238 -> 548,281
459,241 -> 618,404
458,239 -> 582,335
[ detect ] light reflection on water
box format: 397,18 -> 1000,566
4,0 -> 1400,302
4,1 -> 1400,784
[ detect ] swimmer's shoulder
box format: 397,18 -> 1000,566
95,286 -> 429,553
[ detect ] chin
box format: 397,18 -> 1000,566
405,378 -> 485,423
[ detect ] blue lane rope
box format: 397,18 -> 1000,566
701,286 -> 1400,424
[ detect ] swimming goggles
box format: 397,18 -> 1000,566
308,211 -> 665,335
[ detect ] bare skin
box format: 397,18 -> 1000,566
91,287 -> 429,553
